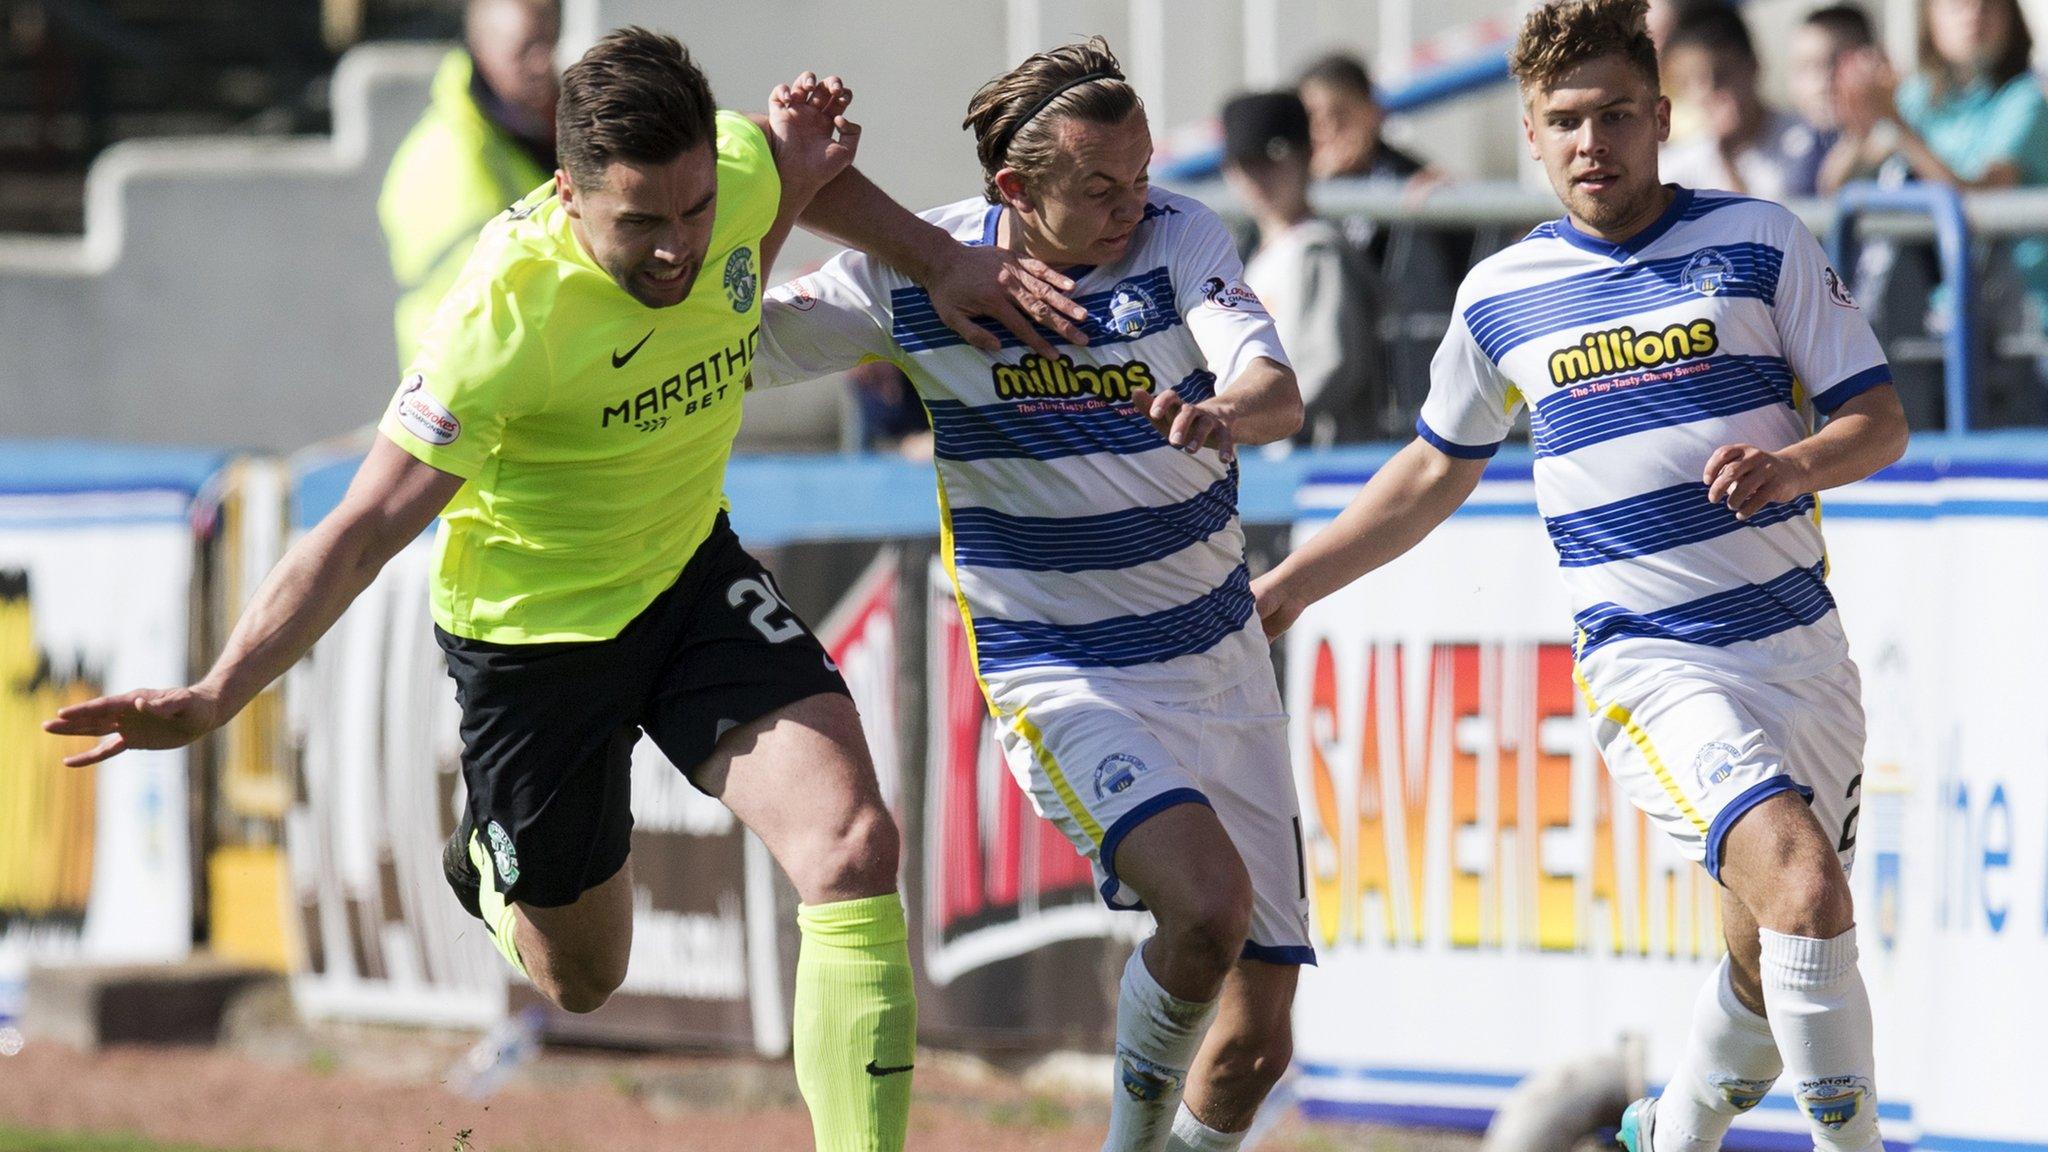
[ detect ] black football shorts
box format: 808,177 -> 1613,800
436,512 -> 850,907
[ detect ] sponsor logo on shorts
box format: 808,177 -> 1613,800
393,374 -> 460,445
724,247 -> 758,313
1797,1075 -> 1872,1130
1115,1047 -> 1183,1102
1711,1074 -> 1774,1112
1093,753 -> 1148,799
782,278 -> 819,311
1692,741 -> 1740,790
486,819 -> 520,886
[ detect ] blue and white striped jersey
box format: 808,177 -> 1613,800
755,188 -> 1289,701
1419,187 -> 1891,688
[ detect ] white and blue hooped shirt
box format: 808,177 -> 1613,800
1418,187 -> 1892,689
755,188 -> 1291,702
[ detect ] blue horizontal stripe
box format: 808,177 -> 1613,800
1239,941 -> 1317,965
1575,560 -> 1836,655
951,468 -> 1239,573
1464,241 -> 1783,363
1543,482 -> 1815,567
972,563 -> 1255,674
1298,1063 -> 1524,1088
929,369 -> 1215,463
1813,364 -> 1893,414
1918,1137 -> 2048,1151
1415,416 -> 1502,459
1532,355 -> 1795,457
891,266 -> 1181,352
1298,1099 -> 1495,1131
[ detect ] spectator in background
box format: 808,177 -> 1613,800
1221,91 -> 1383,445
1822,0 -> 2048,317
847,360 -> 933,459
1781,5 -> 1877,197
1823,0 -> 2048,193
379,0 -> 559,367
1648,0 -> 1732,142
1658,6 -> 1811,200
1297,54 -> 1438,187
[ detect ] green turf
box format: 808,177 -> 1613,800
0,1126 -> 274,1152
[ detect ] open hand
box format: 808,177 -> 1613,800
1834,48 -> 1898,138
769,71 -> 860,198
924,245 -> 1091,359
1704,443 -> 1809,520
1128,386 -> 1235,460
43,685 -> 226,767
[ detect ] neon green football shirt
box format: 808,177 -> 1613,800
378,110 -> 779,643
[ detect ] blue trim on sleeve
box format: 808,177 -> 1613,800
1096,787 -> 1214,910
1812,365 -> 1894,415
1414,417 -> 1503,460
1706,777 -> 1818,882
1241,940 -> 1318,966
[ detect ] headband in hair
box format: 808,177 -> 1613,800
990,70 -> 1122,162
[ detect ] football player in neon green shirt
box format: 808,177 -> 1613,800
48,28 -> 1089,1152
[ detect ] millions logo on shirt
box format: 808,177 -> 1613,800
724,247 -> 758,313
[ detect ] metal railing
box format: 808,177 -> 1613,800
1189,182 -> 2048,437
1829,182 -> 1975,435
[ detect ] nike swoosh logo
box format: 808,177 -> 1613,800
865,1060 -> 914,1077
611,329 -> 653,368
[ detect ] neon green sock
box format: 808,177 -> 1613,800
794,892 -> 917,1152
468,832 -> 529,978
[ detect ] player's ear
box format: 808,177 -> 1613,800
992,167 -> 1034,215
1521,110 -> 1540,162
555,169 -> 580,217
1655,94 -> 1672,143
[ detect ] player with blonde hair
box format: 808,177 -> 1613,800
754,37 -> 1310,1152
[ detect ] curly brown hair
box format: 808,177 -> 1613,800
963,36 -> 1144,203
1507,0 -> 1660,99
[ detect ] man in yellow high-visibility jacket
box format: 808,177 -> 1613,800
379,0 -> 559,367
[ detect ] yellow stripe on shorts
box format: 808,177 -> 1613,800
1572,664 -> 1711,837
1007,703 -> 1103,845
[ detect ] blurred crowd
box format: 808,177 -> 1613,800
1215,0 -> 2048,446
377,0 -> 2048,452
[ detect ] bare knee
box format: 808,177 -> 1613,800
1154,871 -> 1253,980
1719,793 -> 1855,940
534,954 -> 628,1014
1207,1019 -> 1293,1101
798,800 -> 901,903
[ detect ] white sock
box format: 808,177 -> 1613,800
1165,1102 -> 1247,1152
1103,944 -> 1219,1152
1760,927 -> 1883,1152
1652,956 -> 1782,1152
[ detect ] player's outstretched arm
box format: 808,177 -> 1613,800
761,76 -> 1087,359
1251,436 -> 1487,640
44,438 -> 464,766
1704,384 -> 1908,521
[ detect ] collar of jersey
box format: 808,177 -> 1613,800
1552,184 -> 1693,263
975,203 -> 1098,280
547,196 -> 609,278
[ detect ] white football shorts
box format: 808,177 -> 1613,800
990,667 -> 1315,964
1579,656 -> 1867,880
